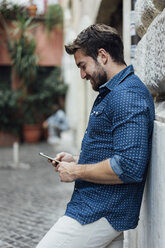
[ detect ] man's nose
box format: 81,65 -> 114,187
80,69 -> 86,79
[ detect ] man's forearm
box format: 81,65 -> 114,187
56,158 -> 123,184
76,159 -> 123,184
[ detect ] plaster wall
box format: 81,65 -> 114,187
62,0 -> 101,149
125,120 -> 165,248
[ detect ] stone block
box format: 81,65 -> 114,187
145,9 -> 165,95
152,0 -> 165,11
141,1 -> 160,28
135,0 -> 147,37
135,17 -> 147,38
133,34 -> 146,82
135,0 -> 160,37
134,9 -> 165,96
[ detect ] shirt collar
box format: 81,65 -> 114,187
99,65 -> 134,93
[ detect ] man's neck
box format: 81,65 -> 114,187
106,63 -> 127,81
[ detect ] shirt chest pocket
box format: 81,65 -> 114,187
89,106 -> 106,135
90,105 -> 105,117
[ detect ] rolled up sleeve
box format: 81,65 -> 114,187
110,89 -> 150,183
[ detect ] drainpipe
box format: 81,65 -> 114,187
123,0 -> 131,65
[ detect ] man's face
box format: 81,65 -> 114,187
74,49 -> 108,91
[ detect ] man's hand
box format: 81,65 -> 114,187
54,152 -> 76,163
51,152 -> 79,182
55,161 -> 78,182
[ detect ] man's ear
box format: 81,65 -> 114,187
97,48 -> 108,65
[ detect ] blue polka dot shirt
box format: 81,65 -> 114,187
65,65 -> 155,231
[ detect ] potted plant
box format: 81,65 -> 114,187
1,9 -> 67,143
6,13 -> 39,89
24,66 -> 68,141
0,0 -> 26,20
45,3 -> 63,32
22,92 -> 46,143
36,66 -> 68,116
0,9 -> 39,89
3,13 -> 40,143
0,89 -> 22,146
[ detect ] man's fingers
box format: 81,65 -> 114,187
55,164 -> 60,172
52,163 -> 60,172
52,160 -> 59,167
55,152 -> 65,161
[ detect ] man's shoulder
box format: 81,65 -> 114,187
111,72 -> 151,99
105,75 -> 153,111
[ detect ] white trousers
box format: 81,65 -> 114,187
36,216 -> 123,248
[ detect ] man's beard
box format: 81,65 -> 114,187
90,68 -> 108,91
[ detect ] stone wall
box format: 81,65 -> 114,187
134,5 -> 165,96
126,1 -> 165,247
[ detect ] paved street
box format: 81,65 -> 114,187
0,132 -> 78,248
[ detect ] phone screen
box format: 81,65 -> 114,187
39,152 -> 60,163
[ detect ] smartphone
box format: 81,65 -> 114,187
39,152 -> 60,164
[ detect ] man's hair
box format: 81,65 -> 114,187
65,24 -> 126,65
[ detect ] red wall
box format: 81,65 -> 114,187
0,22 -> 63,66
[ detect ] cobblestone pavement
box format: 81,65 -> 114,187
0,133 -> 78,248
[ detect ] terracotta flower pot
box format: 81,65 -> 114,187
27,5 -> 37,17
23,124 -> 41,143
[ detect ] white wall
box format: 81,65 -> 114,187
126,120 -> 165,248
62,0 -> 101,149
141,120 -> 165,248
